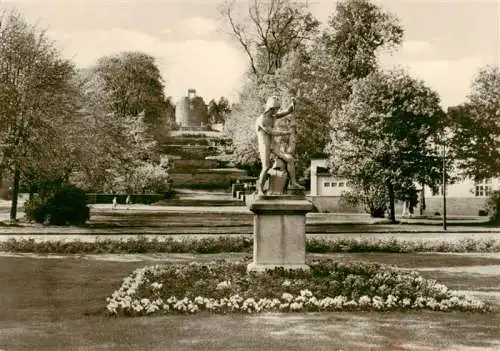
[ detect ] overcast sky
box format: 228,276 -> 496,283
2,0 -> 499,107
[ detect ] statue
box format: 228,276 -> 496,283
255,95 -> 305,195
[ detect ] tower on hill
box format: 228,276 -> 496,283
175,89 -> 209,130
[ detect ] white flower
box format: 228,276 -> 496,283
294,295 -> 307,303
332,296 -> 347,309
151,282 -> 163,290
290,302 -> 303,311
282,280 -> 291,287
281,293 -> 294,303
300,289 -> 313,298
359,295 -> 371,307
194,296 -> 204,305
279,303 -> 290,310
344,300 -> 358,308
386,295 -> 398,307
216,280 -> 231,290
426,297 -> 438,310
372,296 -> 384,310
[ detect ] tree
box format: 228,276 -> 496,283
222,0 -> 319,77
447,65 -> 500,180
223,0 -> 404,175
90,51 -> 170,141
320,0 -> 403,103
0,9 -> 79,220
327,69 -> 444,222
208,97 -> 232,125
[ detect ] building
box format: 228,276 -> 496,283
423,178 -> 496,216
175,89 -> 209,130
309,159 -> 360,213
309,158 -> 496,216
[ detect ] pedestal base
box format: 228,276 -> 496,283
247,195 -> 312,273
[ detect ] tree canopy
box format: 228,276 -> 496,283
447,65 -> 500,180
0,9 -> 80,220
89,51 -> 170,142
327,69 -> 445,222
223,0 -> 404,175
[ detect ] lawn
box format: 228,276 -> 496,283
0,253 -> 499,350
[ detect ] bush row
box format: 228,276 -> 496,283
2,236 -> 500,254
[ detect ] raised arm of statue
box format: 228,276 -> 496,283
274,100 -> 295,119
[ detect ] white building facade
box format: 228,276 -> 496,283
309,158 -> 496,216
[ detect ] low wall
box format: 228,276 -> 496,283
309,196 -> 413,215
308,196 -> 363,213
86,194 -> 165,205
424,197 -> 489,216
310,195 -> 490,216
169,169 -> 246,188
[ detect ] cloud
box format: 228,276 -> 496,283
160,28 -> 173,35
47,28 -> 247,102
400,40 -> 435,58
181,16 -> 217,36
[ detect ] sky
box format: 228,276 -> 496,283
2,0 -> 499,108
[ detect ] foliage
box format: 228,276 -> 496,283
23,196 -> 47,223
72,71 -> 165,193
447,65 -> 500,180
341,185 -> 387,218
105,259 -> 490,316
92,52 -> 168,132
487,190 -> 500,225
222,0 -> 319,77
3,236 -> 500,254
125,158 -> 171,194
207,97 -> 232,125
0,9 -> 80,220
223,0 -> 404,173
327,69 -> 445,222
24,184 -> 90,225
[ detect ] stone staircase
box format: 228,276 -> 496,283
162,131 -> 246,190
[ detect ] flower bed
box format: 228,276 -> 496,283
106,259 -> 490,316
3,236 -> 500,254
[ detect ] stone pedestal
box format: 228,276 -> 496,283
247,195 -> 313,273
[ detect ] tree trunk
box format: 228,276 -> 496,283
419,187 -> 426,216
387,181 -> 396,223
10,165 -> 21,221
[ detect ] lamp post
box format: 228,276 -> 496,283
442,138 -> 447,231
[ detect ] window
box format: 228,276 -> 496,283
331,182 -> 337,187
324,182 -> 330,187
338,182 -> 345,187
475,179 -> 492,197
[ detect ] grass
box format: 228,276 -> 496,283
0,253 -> 500,350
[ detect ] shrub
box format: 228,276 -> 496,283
24,196 -> 49,223
46,185 -> 90,225
24,184 -> 90,225
487,190 -> 500,225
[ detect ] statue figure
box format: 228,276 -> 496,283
255,95 -> 304,195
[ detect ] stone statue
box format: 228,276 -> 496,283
255,95 -> 304,195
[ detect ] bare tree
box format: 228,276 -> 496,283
221,0 -> 319,77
